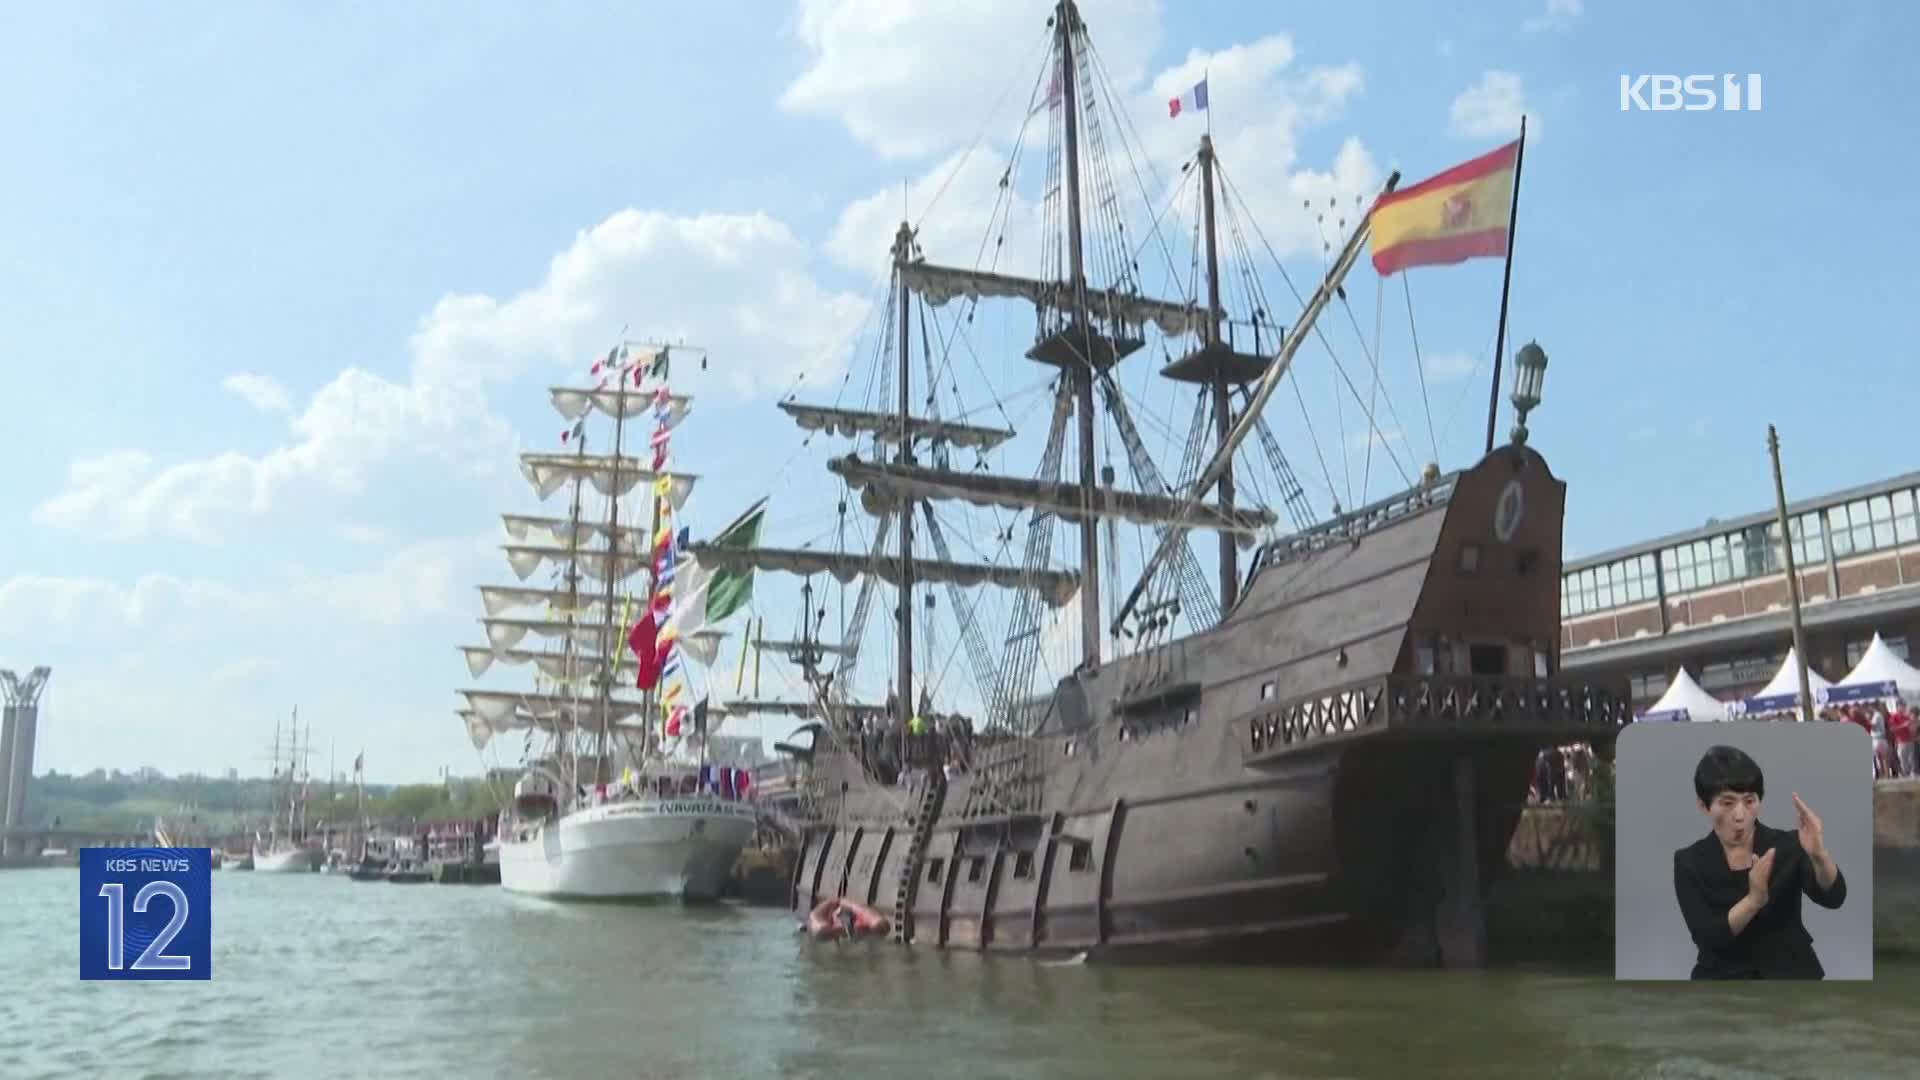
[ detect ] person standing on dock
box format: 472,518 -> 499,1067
1890,699 -> 1914,778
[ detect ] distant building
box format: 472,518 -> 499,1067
1561,469 -> 1920,706
227,768 -> 239,781
134,766 -> 163,782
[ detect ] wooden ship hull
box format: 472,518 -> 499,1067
790,445 -> 1631,965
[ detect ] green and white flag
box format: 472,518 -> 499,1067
665,498 -> 767,665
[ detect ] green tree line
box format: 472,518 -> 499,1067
23,772 -> 506,834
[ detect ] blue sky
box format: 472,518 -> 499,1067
2,0 -> 1912,783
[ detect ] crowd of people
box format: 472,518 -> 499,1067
1818,698 -> 1915,779
1529,743 -> 1595,804
1526,696 -> 1917,805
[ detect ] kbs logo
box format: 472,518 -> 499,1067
79,847 -> 212,980
1620,74 -> 1763,112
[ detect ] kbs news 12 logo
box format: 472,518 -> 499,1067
79,848 -> 212,980
1620,74 -> 1763,112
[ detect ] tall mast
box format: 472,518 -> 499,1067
639,350 -> 668,763
1056,0 -> 1100,668
560,420 -> 590,789
892,222 -> 916,746
1197,133 -> 1237,610
596,357 -> 630,786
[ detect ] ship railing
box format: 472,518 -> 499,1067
1251,472 -> 1459,574
1244,673 -> 1633,760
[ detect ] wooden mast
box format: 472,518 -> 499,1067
560,403 -> 590,792
595,350 -> 630,787
1056,0 -> 1101,668
1197,133 -> 1236,611
892,222 -> 916,756
1483,115 -> 1528,455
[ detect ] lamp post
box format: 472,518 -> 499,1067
1508,341 -> 1549,446
1767,425 -> 1816,723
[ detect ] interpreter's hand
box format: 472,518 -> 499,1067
1747,848 -> 1776,905
1793,792 -> 1826,859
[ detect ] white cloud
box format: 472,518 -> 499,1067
0,572 -> 246,637
337,523 -> 386,545
1449,71 -> 1532,140
782,0 -> 1163,160
221,372 -> 290,412
32,210 -> 869,543
827,29 -> 1382,299
828,147 -> 1046,278
0,536 -> 491,641
1423,351 -> 1478,382
1523,0 -> 1583,33
295,536 -> 492,626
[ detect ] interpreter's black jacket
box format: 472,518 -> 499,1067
1672,821 -> 1847,979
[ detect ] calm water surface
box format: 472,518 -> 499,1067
0,867 -> 1910,1079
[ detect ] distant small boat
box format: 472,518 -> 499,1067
387,859 -> 432,884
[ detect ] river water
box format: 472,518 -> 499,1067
1,867 -> 1911,1078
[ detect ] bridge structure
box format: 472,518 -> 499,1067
1,666 -> 51,858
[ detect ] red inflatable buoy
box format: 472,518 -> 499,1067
806,897 -> 890,941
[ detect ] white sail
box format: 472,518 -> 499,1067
501,514 -> 649,552
458,689 -> 649,725
477,585 -> 607,619
461,646 -> 636,680
549,383 -> 691,426
502,545 -> 647,585
479,617 -> 608,652
518,452 -> 697,505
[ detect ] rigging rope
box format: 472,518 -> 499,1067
1402,272 -> 1441,467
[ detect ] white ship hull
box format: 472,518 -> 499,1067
498,797 -> 755,901
253,844 -> 319,873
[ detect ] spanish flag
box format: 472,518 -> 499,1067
1369,139 -> 1519,277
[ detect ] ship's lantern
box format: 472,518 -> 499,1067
1509,341 -> 1549,445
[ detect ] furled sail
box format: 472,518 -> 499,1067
479,616 -> 609,652
518,452 -> 697,505
686,543 -> 1079,610
459,689 -> 649,725
476,585 -> 606,618
502,545 -> 646,584
461,646 -> 636,680
549,386 -> 691,426
778,401 -> 1014,452
501,514 -> 648,553
830,455 -> 1274,539
899,261 -> 1208,338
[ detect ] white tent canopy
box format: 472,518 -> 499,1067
1831,633 -> 1920,700
1734,647 -> 1833,715
1640,667 -> 1729,722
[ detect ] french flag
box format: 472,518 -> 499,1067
1168,77 -> 1208,118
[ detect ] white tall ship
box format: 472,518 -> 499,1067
460,342 -> 759,901
254,706 -> 321,873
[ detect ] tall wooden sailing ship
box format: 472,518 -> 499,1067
459,344 -> 756,900
255,707 -> 321,873
705,1 -> 1631,964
